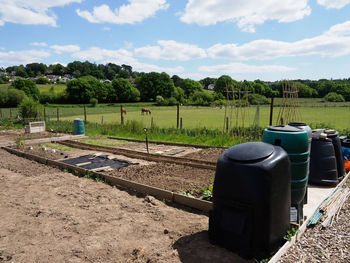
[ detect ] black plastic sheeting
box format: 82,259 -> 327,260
60,154 -> 137,170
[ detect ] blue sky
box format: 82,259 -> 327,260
1,0 -> 350,81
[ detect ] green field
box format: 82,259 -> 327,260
58,105 -> 350,130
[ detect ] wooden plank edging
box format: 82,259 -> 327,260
1,146 -> 213,213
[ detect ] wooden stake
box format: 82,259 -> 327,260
269,97 -> 274,126
180,117 -> 183,129
84,104 -> 87,122
121,105 -> 124,124
177,103 -> 179,129
57,108 -> 59,121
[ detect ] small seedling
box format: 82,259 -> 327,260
15,135 -> 25,149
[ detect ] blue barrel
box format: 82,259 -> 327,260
262,125 -> 309,206
73,118 -> 85,135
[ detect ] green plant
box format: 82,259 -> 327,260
283,226 -> 299,241
90,98 -> 98,107
200,177 -> 213,201
14,134 -> 25,149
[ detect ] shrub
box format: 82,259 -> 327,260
155,95 -> 165,106
168,97 -> 178,106
11,78 -> 39,100
35,77 -> 49,84
324,92 -> 345,102
90,98 -> 98,107
18,97 -> 43,119
248,93 -> 270,105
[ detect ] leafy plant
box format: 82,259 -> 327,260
14,134 -> 25,149
200,177 -> 213,201
283,226 -> 299,241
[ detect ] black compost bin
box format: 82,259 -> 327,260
325,129 -> 345,180
309,137 -> 338,186
209,142 -> 291,259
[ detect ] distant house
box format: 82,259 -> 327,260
208,84 -> 215,90
46,75 -> 60,82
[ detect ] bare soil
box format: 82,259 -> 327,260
0,149 -> 250,263
183,148 -> 226,162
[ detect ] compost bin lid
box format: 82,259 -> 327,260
226,142 -> 274,162
267,125 -> 301,132
288,122 -> 308,127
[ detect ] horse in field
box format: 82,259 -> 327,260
141,108 -> 151,115
121,107 -> 126,115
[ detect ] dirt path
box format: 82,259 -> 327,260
0,149 -> 250,263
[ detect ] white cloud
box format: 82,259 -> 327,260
0,49 -> 50,65
198,62 -> 295,74
180,0 -> 311,32
76,0 -> 168,24
71,46 -> 183,75
317,0 -> 350,9
207,21 -> 350,60
50,44 -> 80,54
30,42 -> 48,47
0,0 -> 82,26
72,47 -> 137,64
135,40 -> 207,61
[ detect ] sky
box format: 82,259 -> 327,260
1,0 -> 350,81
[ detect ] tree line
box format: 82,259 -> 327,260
1,61 -> 350,109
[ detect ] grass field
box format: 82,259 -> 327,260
58,105 -> 350,130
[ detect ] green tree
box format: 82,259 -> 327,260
200,77 -> 217,89
111,78 -> 135,102
180,79 -> 203,98
214,75 -> 236,97
66,76 -> 107,103
136,72 -> 175,101
11,78 -> 39,100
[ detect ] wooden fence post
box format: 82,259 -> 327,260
269,97 -> 274,126
226,116 -> 229,133
120,105 -> 124,124
44,107 -> 46,122
180,117 -> 183,129
9,108 -> 12,119
84,104 -> 87,122
177,104 -> 180,129
57,108 -> 59,121
101,116 -> 104,124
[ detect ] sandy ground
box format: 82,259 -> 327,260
0,148 -> 250,263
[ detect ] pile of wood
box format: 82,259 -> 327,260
308,186 -> 350,228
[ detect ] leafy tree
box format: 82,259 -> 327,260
118,70 -> 130,79
180,79 -> 203,98
130,87 -> 140,102
324,92 -> 345,102
0,74 -> 9,84
25,63 -> 47,77
136,72 -> 175,101
66,76 -> 107,103
49,63 -> 66,76
174,86 -> 185,103
11,78 -> 39,100
111,78 -> 135,102
90,98 -> 98,107
171,75 -> 184,87
214,75 -> 236,97
121,64 -> 132,75
200,77 -> 217,89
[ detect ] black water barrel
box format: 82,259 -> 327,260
309,137 -> 338,186
209,142 -> 291,259
325,129 -> 345,180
